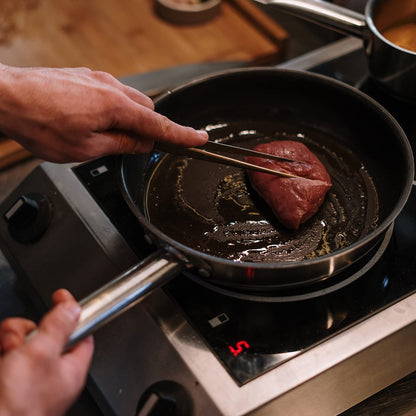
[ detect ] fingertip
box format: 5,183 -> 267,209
66,334 -> 94,356
197,129 -> 209,142
185,128 -> 209,147
63,335 -> 95,381
52,288 -> 76,305
86,334 -> 94,346
83,334 -> 95,355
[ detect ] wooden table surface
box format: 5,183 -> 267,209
0,0 -> 288,169
0,0 -> 288,76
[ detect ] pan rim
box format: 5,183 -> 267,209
122,67 -> 414,272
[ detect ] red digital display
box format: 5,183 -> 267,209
229,340 -> 250,357
245,267 -> 255,279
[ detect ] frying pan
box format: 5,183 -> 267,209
254,0 -> 416,101
67,68 -> 413,348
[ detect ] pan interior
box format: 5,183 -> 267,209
145,119 -> 379,263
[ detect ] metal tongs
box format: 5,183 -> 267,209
156,140 -> 305,179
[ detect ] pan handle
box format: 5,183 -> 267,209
254,0 -> 366,38
65,249 -> 183,349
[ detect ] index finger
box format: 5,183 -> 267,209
112,103 -> 208,147
0,318 -> 37,354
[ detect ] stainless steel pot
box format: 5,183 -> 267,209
255,0 -> 416,101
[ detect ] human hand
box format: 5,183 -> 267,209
0,289 -> 94,416
0,64 -> 208,163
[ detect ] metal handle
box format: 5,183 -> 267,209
254,0 -> 366,38
66,250 -> 183,349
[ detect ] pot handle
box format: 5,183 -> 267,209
255,0 -> 366,38
27,249 -> 183,350
67,249 -> 183,349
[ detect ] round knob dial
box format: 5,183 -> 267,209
136,380 -> 193,416
4,193 -> 53,243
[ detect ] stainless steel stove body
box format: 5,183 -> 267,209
1,38 -> 416,416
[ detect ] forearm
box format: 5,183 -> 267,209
0,63 -> 20,138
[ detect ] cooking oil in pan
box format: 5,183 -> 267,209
146,121 -> 379,263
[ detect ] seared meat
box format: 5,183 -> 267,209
246,140 -> 332,229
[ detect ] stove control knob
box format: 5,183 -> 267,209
4,193 -> 53,243
136,381 -> 193,416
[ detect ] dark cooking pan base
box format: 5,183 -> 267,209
146,120 -> 379,263
121,68 -> 412,289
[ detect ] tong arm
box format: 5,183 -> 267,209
155,141 -> 306,180
201,140 -> 303,164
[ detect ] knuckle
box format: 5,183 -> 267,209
95,70 -> 117,84
114,133 -> 134,154
140,93 -> 154,110
77,66 -> 92,73
146,98 -> 155,111
41,305 -> 75,335
157,115 -> 172,139
102,90 -> 124,114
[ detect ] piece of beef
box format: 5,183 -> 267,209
246,140 -> 332,229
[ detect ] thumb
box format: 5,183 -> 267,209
32,301 -> 81,355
